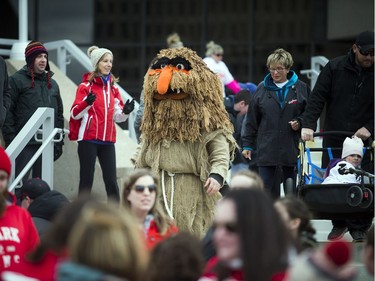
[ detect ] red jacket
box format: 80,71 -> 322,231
69,73 -> 128,142
0,193 -> 39,272
146,220 -> 178,250
199,256 -> 286,281
12,249 -> 69,281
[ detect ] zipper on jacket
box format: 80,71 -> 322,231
86,116 -> 93,135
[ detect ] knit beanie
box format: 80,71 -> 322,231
87,46 -> 113,69
205,41 -> 224,57
342,136 -> 364,159
0,147 -> 11,178
25,41 -> 50,71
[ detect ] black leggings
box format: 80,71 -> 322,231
78,141 -> 119,202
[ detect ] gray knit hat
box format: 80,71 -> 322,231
87,46 -> 113,68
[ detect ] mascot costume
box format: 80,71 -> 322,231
135,47 -> 236,236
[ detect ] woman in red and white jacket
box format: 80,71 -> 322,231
69,45 -> 134,202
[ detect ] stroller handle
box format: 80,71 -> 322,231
312,131 -> 355,138
311,131 -> 374,147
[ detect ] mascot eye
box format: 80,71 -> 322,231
176,64 -> 185,70
160,64 -> 167,69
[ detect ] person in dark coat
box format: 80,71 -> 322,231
242,48 -> 309,199
0,56 -> 10,146
301,30 -> 374,242
18,178 -> 69,238
2,41 -> 64,183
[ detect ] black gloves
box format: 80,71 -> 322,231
122,99 -> 135,114
86,91 -> 96,105
54,143 -> 63,161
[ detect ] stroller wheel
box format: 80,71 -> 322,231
359,188 -> 373,209
346,185 -> 363,207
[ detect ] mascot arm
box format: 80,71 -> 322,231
206,134 -> 230,182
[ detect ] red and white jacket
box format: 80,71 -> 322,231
69,73 -> 129,142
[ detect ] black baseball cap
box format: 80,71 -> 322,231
19,178 -> 51,200
355,31 -> 374,52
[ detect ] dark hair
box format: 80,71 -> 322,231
275,196 -> 317,251
147,232 -> 204,281
233,90 -> 252,105
217,189 -> 290,281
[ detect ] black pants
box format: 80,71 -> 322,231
78,141 -> 119,202
258,166 -> 296,199
16,144 -> 42,184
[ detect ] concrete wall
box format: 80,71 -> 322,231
6,59 -> 138,201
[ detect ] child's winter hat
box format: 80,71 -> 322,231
0,147 -> 11,178
342,136 -> 364,159
25,41 -> 50,71
87,46 -> 113,69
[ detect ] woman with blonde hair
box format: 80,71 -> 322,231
203,41 -> 241,96
69,45 -> 135,202
242,48 -> 309,198
58,201 -> 148,281
123,168 -> 178,249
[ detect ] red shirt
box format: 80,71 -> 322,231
0,193 -> 39,272
200,256 -> 287,281
146,220 -> 178,249
14,249 -> 69,281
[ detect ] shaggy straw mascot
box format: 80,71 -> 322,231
135,47 -> 236,236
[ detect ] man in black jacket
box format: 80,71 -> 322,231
301,31 -> 374,242
0,57 -> 10,146
3,41 -> 64,182
18,178 -> 69,238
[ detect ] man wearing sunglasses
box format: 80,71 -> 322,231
301,30 -> 374,242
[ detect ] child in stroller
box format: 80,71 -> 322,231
322,136 -> 364,185
298,132 -> 374,243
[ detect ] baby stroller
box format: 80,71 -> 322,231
296,131 -> 374,220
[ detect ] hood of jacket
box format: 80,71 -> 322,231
28,190 -> 69,221
263,70 -> 298,91
82,72 -> 113,86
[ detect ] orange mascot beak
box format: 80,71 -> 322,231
156,65 -> 173,95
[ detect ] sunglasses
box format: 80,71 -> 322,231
215,53 -> 223,57
212,222 -> 238,233
132,184 -> 157,193
357,45 -> 374,57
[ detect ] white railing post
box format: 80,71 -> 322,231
6,108 -> 55,191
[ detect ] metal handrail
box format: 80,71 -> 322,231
0,38 -> 139,142
300,56 -> 329,90
6,108 -> 57,191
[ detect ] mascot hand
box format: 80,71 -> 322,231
204,177 -> 221,195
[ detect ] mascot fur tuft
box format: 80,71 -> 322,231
141,47 -> 233,144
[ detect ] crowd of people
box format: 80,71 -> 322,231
0,29 -> 373,281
